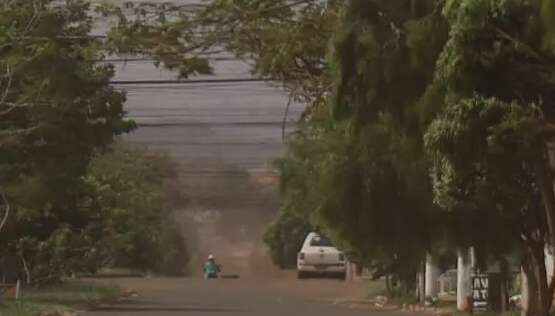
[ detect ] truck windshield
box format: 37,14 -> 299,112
310,236 -> 333,247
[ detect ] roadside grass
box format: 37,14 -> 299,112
0,301 -> 72,316
0,280 -> 121,316
367,279 -> 387,298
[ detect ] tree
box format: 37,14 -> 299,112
100,0 -> 340,116
197,0 -> 340,108
82,144 -> 190,276
0,0 -> 134,284
98,2 -> 212,79
424,1 -> 555,315
275,0 -> 449,292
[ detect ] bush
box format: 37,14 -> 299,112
1,144 -> 192,285
263,211 -> 312,269
152,219 -> 190,276
83,144 -> 191,276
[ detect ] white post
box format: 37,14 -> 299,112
15,280 -> 20,300
521,267 -> 531,315
346,261 -> 354,282
418,269 -> 425,304
545,246 -> 554,284
425,254 -> 441,299
457,248 -> 472,311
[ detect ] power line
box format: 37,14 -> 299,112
120,83 -> 281,91
103,56 -> 240,63
111,78 -> 269,85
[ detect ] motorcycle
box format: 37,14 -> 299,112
205,271 -> 219,279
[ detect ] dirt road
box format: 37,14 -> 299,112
83,277 -> 410,316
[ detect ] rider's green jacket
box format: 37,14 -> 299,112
203,261 -> 220,274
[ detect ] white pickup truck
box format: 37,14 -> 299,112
297,232 -> 346,279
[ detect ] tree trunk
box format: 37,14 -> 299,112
0,189 -> 10,232
20,256 -> 30,285
418,261 -> 426,304
425,253 -> 440,299
544,142 -> 555,309
500,277 -> 508,313
548,255 -> 555,310
386,274 -> 392,296
544,247 -> 555,310
522,241 -> 549,316
499,259 -> 509,313
526,145 -> 555,314
522,264 -> 538,316
535,153 -> 555,252
457,248 -> 472,311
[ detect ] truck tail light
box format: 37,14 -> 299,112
299,252 -> 305,260
339,253 -> 345,261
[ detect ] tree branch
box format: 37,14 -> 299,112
495,27 -> 544,63
0,124 -> 43,147
282,96 -> 293,142
0,189 -> 10,233
0,64 -> 13,107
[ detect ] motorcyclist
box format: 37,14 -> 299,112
203,254 -> 222,279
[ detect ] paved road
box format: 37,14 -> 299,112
83,277 -> 409,316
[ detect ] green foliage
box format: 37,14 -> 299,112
81,144 -> 190,276
263,211 -> 312,269
198,0 -> 341,106
101,0 -> 341,112
425,96 -> 540,256
2,144 -> 190,284
424,1 -> 555,313
539,0 -> 555,51
0,0 -> 135,285
0,0 -> 134,181
0,301 -> 72,316
425,0 -> 555,255
97,2 -> 212,78
266,0 -> 555,295
0,0 -> 193,284
274,0 -> 449,288
24,280 -> 121,305
0,280 -> 120,316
